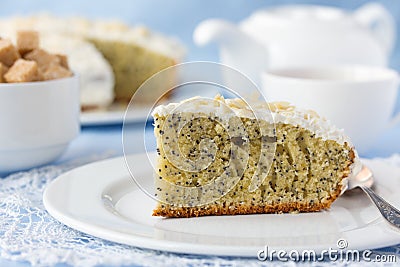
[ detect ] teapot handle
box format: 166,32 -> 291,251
194,19 -> 269,86
353,2 -> 396,54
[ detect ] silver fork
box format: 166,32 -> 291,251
347,165 -> 400,229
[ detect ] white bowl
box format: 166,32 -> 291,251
0,76 -> 80,174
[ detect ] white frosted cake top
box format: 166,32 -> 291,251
0,14 -> 186,61
152,95 -> 353,146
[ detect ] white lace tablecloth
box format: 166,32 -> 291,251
1,154 -> 400,267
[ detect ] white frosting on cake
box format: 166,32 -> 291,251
41,35 -> 114,108
152,95 -> 353,146
0,14 -> 186,61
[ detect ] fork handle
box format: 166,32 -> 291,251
360,185 -> 400,229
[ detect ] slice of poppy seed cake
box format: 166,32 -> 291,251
152,95 -> 356,218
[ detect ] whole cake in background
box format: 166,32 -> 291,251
0,14 -> 186,109
152,95 -> 356,218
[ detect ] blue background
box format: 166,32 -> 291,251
0,0 -> 399,69
0,0 -> 399,157
0,0 -> 398,150
0,2 -> 400,266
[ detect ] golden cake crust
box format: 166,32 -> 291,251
152,190 -> 338,218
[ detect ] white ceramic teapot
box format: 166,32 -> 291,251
194,3 -> 396,85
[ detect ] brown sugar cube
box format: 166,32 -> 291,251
24,48 -> 60,71
56,54 -> 69,69
35,68 -> 44,81
4,59 -> 39,83
42,63 -> 72,81
16,30 -> 40,55
0,39 -> 21,67
0,63 -> 9,83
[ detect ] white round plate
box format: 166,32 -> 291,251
43,153 -> 400,256
80,103 -> 150,126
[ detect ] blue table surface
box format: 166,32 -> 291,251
1,0 -> 400,266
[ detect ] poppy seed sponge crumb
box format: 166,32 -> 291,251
152,96 -> 355,218
88,38 -> 177,102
